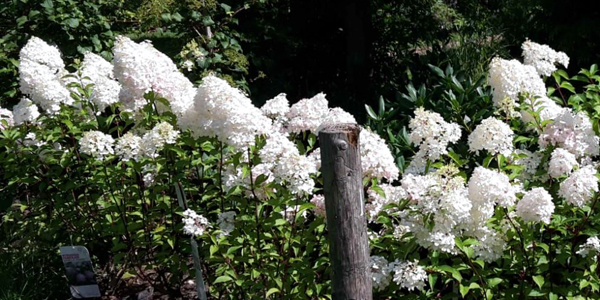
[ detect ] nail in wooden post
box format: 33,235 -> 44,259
319,123 -> 372,300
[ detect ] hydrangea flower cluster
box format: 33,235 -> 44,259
539,109 -> 600,158
0,107 -> 14,130
79,131 -> 115,160
112,36 -> 195,115
468,117 -> 514,157
516,187 -> 555,224
399,167 -> 472,253
370,255 -> 393,291
76,52 -> 121,113
408,107 -> 461,161
19,37 -> 72,114
522,39 -> 570,77
577,237 -> 600,258
488,57 -> 545,114
360,129 -> 400,181
391,260 -> 428,291
366,184 -> 407,222
559,165 -> 599,207
182,209 -> 210,237
12,98 -> 40,125
548,148 -> 579,178
217,211 -> 236,237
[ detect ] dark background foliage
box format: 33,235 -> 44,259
3,0 -> 600,119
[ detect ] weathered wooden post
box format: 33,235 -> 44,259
319,123 -> 372,300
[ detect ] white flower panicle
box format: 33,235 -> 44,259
488,57 -> 546,114
468,167 -> 518,228
0,107 -> 14,130
140,122 -> 180,159
577,237 -> 600,257
19,37 -> 72,114
366,184 -> 407,222
280,205 -> 307,223
310,194 -> 326,218
112,36 -> 195,114
522,39 -> 569,77
391,260 -> 428,291
539,109 -> 600,158
468,117 -> 514,157
189,75 -> 272,149
258,132 -> 316,195
77,52 -> 120,113
182,209 -> 210,236
559,165 -> 598,207
472,228 -> 506,263
370,256 -> 393,292
361,129 -> 399,181
12,98 -> 40,125
512,149 -> 542,179
217,211 -> 236,237
115,132 -> 142,162
261,93 -> 290,119
79,131 -> 115,160
408,107 -> 461,161
516,187 -> 555,224
549,148 -> 579,178
285,93 -> 330,133
316,107 -> 357,133
520,96 -> 563,129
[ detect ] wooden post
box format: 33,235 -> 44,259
319,123 -> 372,300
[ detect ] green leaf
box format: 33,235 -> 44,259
214,275 -> 233,284
167,238 -> 174,249
64,18 -> 79,28
532,275 -> 544,289
487,277 -> 502,288
266,287 -> 280,297
365,104 -> 378,120
459,284 -> 470,297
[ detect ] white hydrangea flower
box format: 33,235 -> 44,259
360,129 -> 399,181
366,184 -> 407,222
182,209 -> 210,236
280,205 -> 307,223
217,211 -> 236,237
577,237 -> 600,257
76,52 -> 121,113
139,122 -> 180,159
512,149 -> 542,179
0,107 -> 14,130
522,39 -> 570,77
112,36 -> 195,115
19,37 -> 72,114
261,93 -> 290,119
308,147 -> 321,170
316,107 -> 357,133
468,167 -> 518,210
115,132 -> 142,162
472,228 -> 506,263
559,165 -> 598,207
259,132 -> 316,195
370,256 -> 393,292
408,107 -> 461,161
285,93 -> 330,133
539,109 -> 600,158
12,97 -> 40,125
399,167 -> 471,254
310,194 -> 326,218
22,132 -> 45,147
488,57 -> 546,115
79,131 -> 115,160
187,75 -> 272,150
516,187 -> 555,224
548,148 -> 579,178
391,260 -> 428,291
468,117 -> 514,157
520,96 -> 564,129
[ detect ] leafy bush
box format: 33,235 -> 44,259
4,33 -> 600,300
